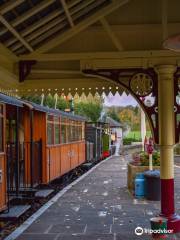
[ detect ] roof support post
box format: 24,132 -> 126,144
156,64 -> 180,233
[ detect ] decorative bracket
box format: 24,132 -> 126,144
83,68 -> 159,144
19,60 -> 36,82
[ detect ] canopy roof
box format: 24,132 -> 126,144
0,92 -> 86,120
0,92 -> 23,106
1,0 -> 180,96
105,116 -> 123,128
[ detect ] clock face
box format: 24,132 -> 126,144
130,73 -> 153,96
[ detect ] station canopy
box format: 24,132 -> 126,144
1,0 -> 180,97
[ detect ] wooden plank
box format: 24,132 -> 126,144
26,0 -> 129,53
100,17 -> 123,51
0,0 -> 25,15
60,0 -> 74,27
0,0 -> 55,36
0,15 -> 33,52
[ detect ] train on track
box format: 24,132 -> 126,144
0,93 -> 112,214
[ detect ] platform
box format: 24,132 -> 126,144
6,155 -> 180,240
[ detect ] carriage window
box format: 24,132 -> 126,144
47,115 -> 54,145
61,117 -> 67,144
0,105 -> 4,152
54,116 -> 60,144
82,122 -> 85,140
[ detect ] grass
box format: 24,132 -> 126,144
126,130 -> 151,141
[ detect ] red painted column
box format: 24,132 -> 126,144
156,65 -> 180,233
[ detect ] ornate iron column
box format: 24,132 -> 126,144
156,65 -> 180,233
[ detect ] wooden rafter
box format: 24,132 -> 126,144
100,17 -> 123,51
4,0 -> 84,48
20,50 -> 180,61
11,15 -> 68,52
0,0 -> 55,36
5,10 -> 62,48
60,0 -> 74,27
0,0 -> 25,15
25,0 -> 129,54
70,0 -> 95,16
31,69 -> 81,74
0,15 -> 33,52
29,22 -> 68,48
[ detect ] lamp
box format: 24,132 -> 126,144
163,34 -> 180,52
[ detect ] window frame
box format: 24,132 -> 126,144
47,114 -> 54,146
0,104 -> 5,153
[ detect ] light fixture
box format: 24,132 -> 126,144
163,34 -> 180,52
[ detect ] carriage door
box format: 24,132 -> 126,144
0,104 -> 7,211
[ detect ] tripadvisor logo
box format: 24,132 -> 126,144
135,227 -> 143,236
135,226 -> 174,236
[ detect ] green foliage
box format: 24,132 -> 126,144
44,94 -> 55,108
107,108 -> 120,122
139,151 -> 160,166
126,131 -> 151,140
123,137 -> 140,145
74,102 -> 102,122
102,134 -> 109,151
174,144 -> 180,155
21,95 -> 41,104
56,97 -> 69,110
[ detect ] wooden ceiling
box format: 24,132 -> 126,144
1,0 -> 180,96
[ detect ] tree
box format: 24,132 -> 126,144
21,94 -> 41,104
107,108 -> 120,122
74,102 -> 102,122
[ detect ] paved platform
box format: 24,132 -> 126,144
8,155 -> 180,240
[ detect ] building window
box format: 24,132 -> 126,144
47,115 -> 54,145
0,104 -> 4,152
54,116 -> 60,144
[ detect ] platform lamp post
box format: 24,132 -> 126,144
140,97 -> 147,152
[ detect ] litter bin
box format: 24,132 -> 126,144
144,170 -> 160,201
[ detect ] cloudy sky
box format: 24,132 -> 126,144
104,92 -> 137,107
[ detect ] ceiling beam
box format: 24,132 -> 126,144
0,0 -> 25,15
0,0 -> 55,36
11,15 -> 68,52
100,17 -> 123,51
5,10 -> 62,48
60,0 -> 74,27
26,0 -> 129,54
19,50 -> 180,61
31,69 -> 81,74
0,15 -> 33,52
4,0 -> 85,48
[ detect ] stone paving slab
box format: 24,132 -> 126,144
11,155 -> 180,240
0,205 -> 31,221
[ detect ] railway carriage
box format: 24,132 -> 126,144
0,93 -> 86,213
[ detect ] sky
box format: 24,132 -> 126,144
104,92 -> 138,107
